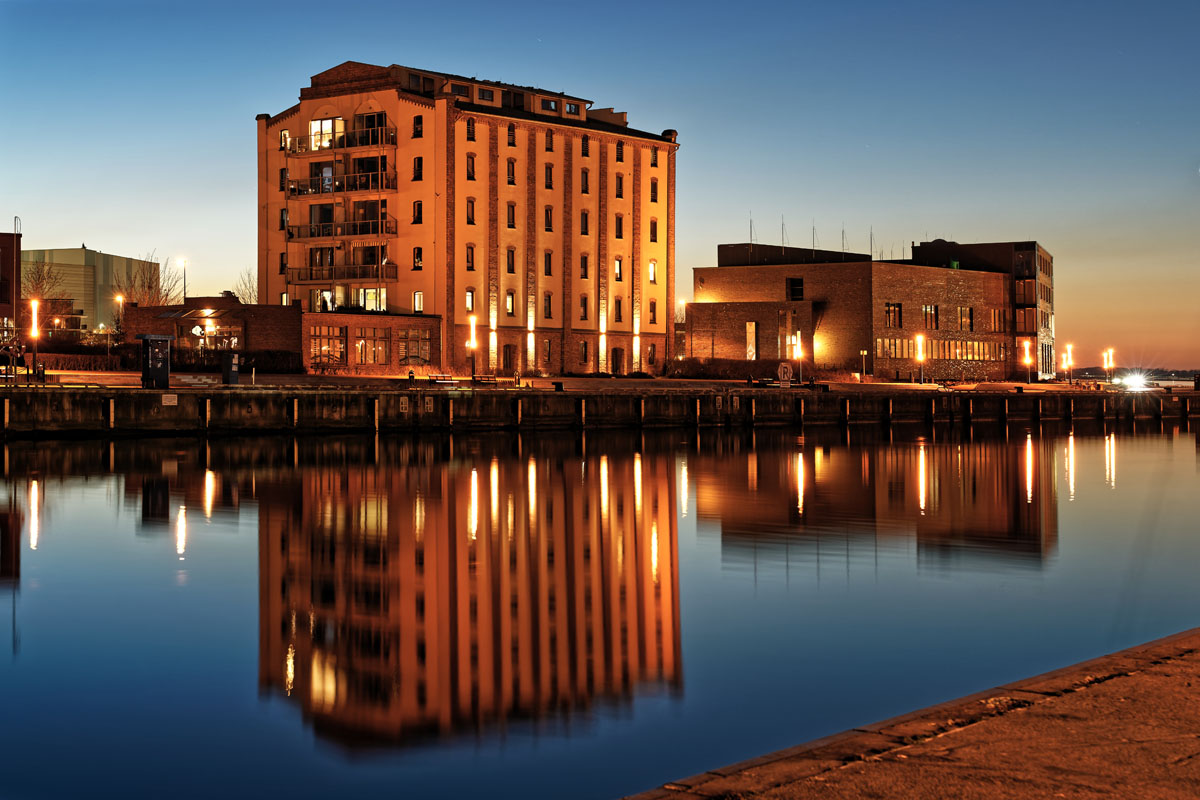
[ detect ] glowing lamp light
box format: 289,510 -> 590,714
915,334 -> 926,363
1022,339 -> 1032,366
467,314 -> 478,350
29,299 -> 39,339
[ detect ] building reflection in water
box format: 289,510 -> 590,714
257,437 -> 681,746
690,431 -> 1059,572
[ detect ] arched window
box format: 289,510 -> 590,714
648,259 -> 657,283
412,115 -> 423,138
650,218 -> 658,243
544,163 -> 553,189
507,124 -> 516,147
650,178 -> 658,202
616,140 -> 625,162
465,244 -> 475,271
581,135 -> 589,157
545,130 -> 554,152
465,288 -> 476,312
412,247 -> 423,270
544,206 -> 553,232
412,201 -> 423,224
413,291 -> 424,312
614,214 -> 623,239
466,153 -> 476,181
506,158 -> 516,185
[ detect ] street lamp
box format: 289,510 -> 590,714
467,314 -> 478,380
915,334 -> 926,384
180,258 -> 188,301
29,298 -> 39,383
859,349 -> 868,379
1023,339 -> 1033,384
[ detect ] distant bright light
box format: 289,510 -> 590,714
1124,372 -> 1148,390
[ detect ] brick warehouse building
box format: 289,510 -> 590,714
257,61 -> 678,376
686,240 -> 1054,382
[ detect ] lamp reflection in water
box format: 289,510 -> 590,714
679,458 -> 688,518
1066,434 -> 1075,501
256,442 -> 680,745
204,470 -> 216,519
795,452 -> 805,515
1025,435 -> 1034,504
1105,433 -> 1116,489
29,480 -> 39,551
175,505 -> 187,559
918,444 -> 927,514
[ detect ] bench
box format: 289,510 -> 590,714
473,374 -> 498,385
427,373 -> 455,384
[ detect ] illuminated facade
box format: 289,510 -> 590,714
257,61 -> 679,375
257,439 -> 680,743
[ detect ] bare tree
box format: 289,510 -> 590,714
233,266 -> 258,304
111,251 -> 183,307
21,261 -> 66,300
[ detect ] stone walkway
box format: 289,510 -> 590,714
629,628 -> 1200,799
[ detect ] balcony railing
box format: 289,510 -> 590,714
288,263 -> 399,283
287,171 -> 398,196
287,216 -> 399,240
286,127 -> 397,155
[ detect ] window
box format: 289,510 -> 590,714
466,154 -> 476,180
507,124 -> 516,147
450,83 -> 469,97
922,304 -> 939,330
543,251 -> 552,276
580,210 -> 589,235
649,299 -> 657,324
279,252 -> 288,274
545,130 -> 554,151
465,288 -> 475,312
355,327 -> 390,365
506,159 -> 516,185
884,302 -> 903,328
279,129 -> 290,150
408,74 -> 421,91
544,163 -> 553,189
614,258 -> 623,281
412,201 -> 423,224
310,325 -> 347,363
958,306 -> 974,331
786,277 -> 803,301
543,338 -> 551,364
651,147 -> 659,167
616,141 -> 625,162
541,98 -> 559,112
478,88 -> 494,102
579,294 -> 589,320
581,135 -> 590,157
650,219 -> 658,242
615,173 -> 624,198
543,292 -> 553,319
278,167 -> 287,191
650,178 -> 658,202
989,308 -> 1007,333
506,203 -> 516,228
279,208 -> 287,231
614,297 -> 623,322
280,292 -> 289,305
615,214 -> 623,239
466,244 -> 475,271
648,343 -> 656,365
580,341 -> 588,362
308,117 -> 344,150
412,247 -> 423,270
466,118 -> 476,141
544,206 -> 553,232
506,248 -> 516,274
412,156 -> 423,180
506,290 -> 515,316
580,169 -> 589,194
466,198 -> 476,225
566,102 -> 579,115
412,115 -> 423,138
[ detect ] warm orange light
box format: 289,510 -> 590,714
1022,339 -> 1032,366
29,299 -> 39,339
1065,343 -> 1074,368
467,314 -> 478,350
915,334 -> 926,363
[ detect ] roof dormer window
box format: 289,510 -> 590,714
540,98 -> 559,112
450,83 -> 469,97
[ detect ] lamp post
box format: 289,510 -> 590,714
467,314 -> 478,380
180,258 -> 188,301
29,299 -> 39,383
1023,339 -> 1033,384
915,334 -> 926,384
859,349 -> 868,379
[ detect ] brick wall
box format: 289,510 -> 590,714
301,311 -> 441,375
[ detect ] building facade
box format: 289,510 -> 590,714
0,231 -> 20,335
687,241 -> 1052,382
19,247 -> 158,333
257,61 -> 678,375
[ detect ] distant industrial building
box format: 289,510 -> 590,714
19,246 -> 158,332
685,240 -> 1055,382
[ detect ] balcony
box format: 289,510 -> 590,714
286,127 -> 397,155
287,216 -> 399,240
287,171 -> 398,197
288,263 -> 399,283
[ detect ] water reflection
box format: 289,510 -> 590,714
255,437 -> 681,746
689,431 -> 1059,571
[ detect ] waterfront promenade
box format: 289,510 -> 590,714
0,374 -> 1193,437
629,627 -> 1200,799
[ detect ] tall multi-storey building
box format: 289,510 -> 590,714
257,61 -> 679,375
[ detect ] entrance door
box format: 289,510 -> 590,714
502,344 -> 516,373
610,347 -> 625,375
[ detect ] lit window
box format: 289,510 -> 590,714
465,289 -> 475,312
281,292 -> 289,306
614,258 -> 623,281
279,129 -> 290,150
648,260 -> 657,283
506,290 -> 515,316
412,247 -> 423,270
413,291 -> 424,312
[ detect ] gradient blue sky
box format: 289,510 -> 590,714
2,0 -> 1197,366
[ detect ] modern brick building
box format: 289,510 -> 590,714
257,61 -> 679,375
686,240 -> 1053,382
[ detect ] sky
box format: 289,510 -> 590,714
1,0 -> 1197,367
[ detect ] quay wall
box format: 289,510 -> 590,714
0,387 -> 1195,438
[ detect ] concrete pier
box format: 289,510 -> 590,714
0,385 -> 1194,438
628,627 -> 1200,799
